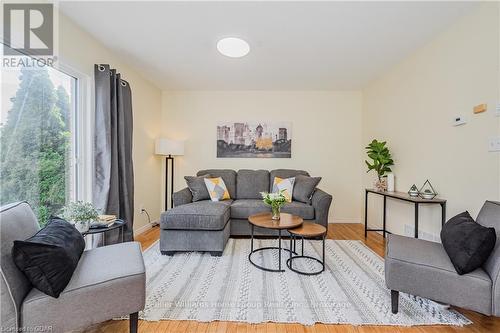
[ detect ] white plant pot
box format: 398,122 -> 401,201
72,220 -> 90,233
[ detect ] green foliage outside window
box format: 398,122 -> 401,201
0,66 -> 71,226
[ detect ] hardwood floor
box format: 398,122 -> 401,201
85,224 -> 499,333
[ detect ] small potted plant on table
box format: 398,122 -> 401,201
365,139 -> 394,192
61,201 -> 99,233
261,191 -> 287,220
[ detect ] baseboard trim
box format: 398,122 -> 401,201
329,218 -> 361,224
134,220 -> 158,236
134,219 -> 359,233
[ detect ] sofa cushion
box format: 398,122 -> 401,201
231,200 -> 270,219
237,169 -> 270,199
205,177 -> 231,201
385,234 -> 492,315
441,211 -> 496,275
185,174 -> 211,202
161,201 -> 231,231
231,199 -> 314,220
21,242 -> 145,332
269,169 -> 309,191
293,175 -> 322,204
198,169 -> 237,199
13,217 -> 85,298
272,176 -> 295,202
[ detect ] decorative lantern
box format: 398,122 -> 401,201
419,180 -> 437,199
408,184 -> 419,197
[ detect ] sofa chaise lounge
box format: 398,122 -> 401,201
160,169 -> 333,256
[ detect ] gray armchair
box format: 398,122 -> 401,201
385,201 -> 500,316
0,202 -> 146,332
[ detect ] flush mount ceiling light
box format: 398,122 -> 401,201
217,37 -> 250,58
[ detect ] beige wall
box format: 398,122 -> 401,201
56,2 -> 499,236
161,91 -> 363,223
362,3 -> 500,240
58,13 -> 163,233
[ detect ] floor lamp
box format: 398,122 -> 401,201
155,138 -> 185,211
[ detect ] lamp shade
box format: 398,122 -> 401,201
155,138 -> 184,156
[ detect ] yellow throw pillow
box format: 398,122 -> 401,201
204,177 -> 231,201
272,176 -> 295,202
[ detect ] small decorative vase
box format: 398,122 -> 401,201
73,220 -> 90,233
374,178 -> 388,192
271,205 -> 281,220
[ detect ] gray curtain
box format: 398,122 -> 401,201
93,64 -> 134,242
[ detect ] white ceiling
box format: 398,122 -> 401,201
59,1 -> 478,90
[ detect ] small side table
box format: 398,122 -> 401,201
364,189 -> 446,239
82,219 -> 126,247
287,222 -> 327,275
248,212 -> 303,272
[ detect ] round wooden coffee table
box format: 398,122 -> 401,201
248,212 -> 303,272
287,222 -> 327,275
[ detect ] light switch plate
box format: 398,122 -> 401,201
489,137 -> 500,152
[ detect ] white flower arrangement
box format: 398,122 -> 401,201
260,190 -> 287,219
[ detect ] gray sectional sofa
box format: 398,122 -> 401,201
160,169 -> 333,255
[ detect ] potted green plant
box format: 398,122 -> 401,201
365,139 -> 394,191
61,201 -> 99,233
260,191 -> 287,220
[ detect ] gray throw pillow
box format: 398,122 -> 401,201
185,174 -> 211,202
293,175 -> 322,204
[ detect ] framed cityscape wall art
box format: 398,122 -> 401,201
216,122 -> 292,158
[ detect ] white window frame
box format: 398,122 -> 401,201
52,61 -> 93,203
1,42 -> 93,207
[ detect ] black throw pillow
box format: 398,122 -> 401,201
440,211 -> 496,275
12,217 -> 85,298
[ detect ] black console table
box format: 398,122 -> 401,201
364,189 -> 446,239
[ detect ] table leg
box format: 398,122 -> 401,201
364,190 -> 369,238
414,203 -> 419,239
278,229 -> 282,271
441,202 -> 446,226
290,235 -> 293,269
301,237 -> 304,256
383,195 -> 387,238
251,224 -> 254,252
322,234 -> 326,272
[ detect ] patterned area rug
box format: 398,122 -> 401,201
139,239 -> 470,326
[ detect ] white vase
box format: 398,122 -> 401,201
73,220 -> 90,233
387,173 -> 395,192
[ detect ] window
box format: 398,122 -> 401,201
1,52 -> 80,226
